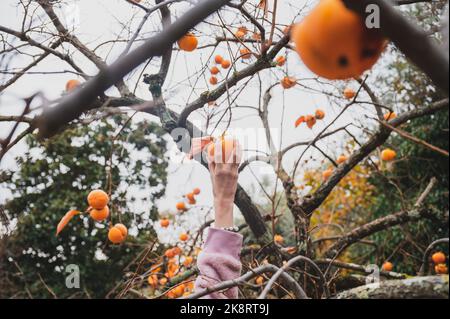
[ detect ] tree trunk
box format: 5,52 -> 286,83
334,275 -> 449,299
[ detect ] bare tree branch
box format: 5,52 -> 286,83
334,275 -> 449,299
343,0 -> 449,94
36,0 -> 233,138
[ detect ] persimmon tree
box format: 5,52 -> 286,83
0,117 -> 169,298
0,0 -> 449,298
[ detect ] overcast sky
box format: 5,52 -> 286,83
0,0 -> 383,236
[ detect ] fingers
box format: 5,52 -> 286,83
206,142 -> 216,173
214,139 -> 224,169
208,158 -> 216,174
230,141 -> 242,167
207,138 -> 242,168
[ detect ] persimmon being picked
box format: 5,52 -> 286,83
291,0 -> 386,80
87,189 -> 109,210
177,33 -> 198,52
193,188 -> 201,195
108,223 -> 128,244
207,137 -> 239,163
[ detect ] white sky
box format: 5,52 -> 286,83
0,0 -> 384,229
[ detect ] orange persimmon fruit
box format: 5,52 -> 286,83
256,276 -> 264,285
315,109 -> 325,120
280,76 -> 296,89
291,0 -> 386,80
210,66 -> 220,75
384,112 -> 397,121
160,218 -> 170,228
337,155 -> 348,164
240,48 -> 252,59
209,76 -> 218,85
207,137 -> 238,163
183,256 -> 194,267
177,33 -> 198,52
435,263 -> 448,274
108,224 -> 127,244
176,202 -> 187,212
276,56 -> 286,66
90,206 -> 109,222
343,87 -> 356,100
179,233 -> 189,242
381,148 -> 397,162
87,189 -> 109,210
274,234 -> 284,244
221,59 -> 231,69
381,261 -> 393,272
322,168 -> 333,180
305,115 -> 317,129
65,79 -> 81,92
214,54 -> 224,64
432,252 -> 446,264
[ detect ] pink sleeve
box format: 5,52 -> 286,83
194,227 -> 243,299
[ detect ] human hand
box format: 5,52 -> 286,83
206,139 -> 242,228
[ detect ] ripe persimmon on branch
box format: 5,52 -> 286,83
343,0 -> 449,94
1,0 -> 449,300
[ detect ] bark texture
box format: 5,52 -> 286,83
335,275 -> 449,299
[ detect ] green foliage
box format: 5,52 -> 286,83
361,107 -> 449,273
0,116 -> 169,298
